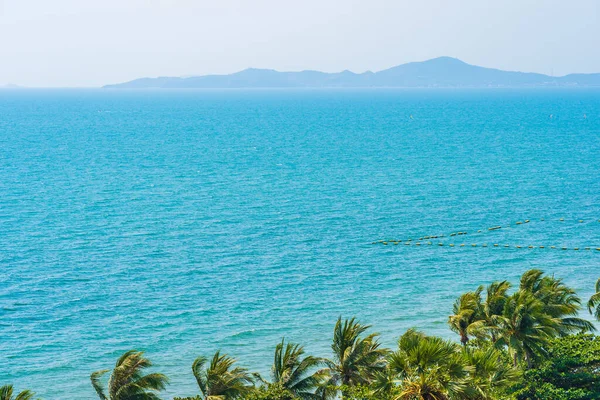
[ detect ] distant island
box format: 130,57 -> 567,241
104,57 -> 600,89
0,83 -> 25,89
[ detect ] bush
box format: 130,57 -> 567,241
246,383 -> 295,400
512,334 -> 600,400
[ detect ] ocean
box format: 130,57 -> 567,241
1,88 -> 599,399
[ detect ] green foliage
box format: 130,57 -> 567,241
173,397 -> 202,400
448,289 -> 484,345
90,350 -> 169,400
449,269 -> 595,369
519,270 -> 594,334
0,385 -> 36,400
511,334 -> 600,399
337,384 -> 390,400
246,383 -> 295,400
588,278 -> 600,321
463,345 -> 521,399
254,339 -> 325,399
192,351 -> 253,399
494,289 -> 558,367
388,329 -> 472,399
319,317 -> 388,398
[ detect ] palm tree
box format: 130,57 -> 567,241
449,281 -> 511,344
587,278 -> 600,321
493,290 -> 558,368
476,281 -> 512,342
0,385 -> 35,400
319,317 -> 387,398
519,269 -> 594,334
448,289 -> 483,345
388,329 -> 471,400
192,351 -> 253,399
370,369 -> 397,399
254,339 -> 325,399
90,350 -> 168,400
463,346 -> 520,399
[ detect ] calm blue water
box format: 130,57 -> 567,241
1,89 -> 599,399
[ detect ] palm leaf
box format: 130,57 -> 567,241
588,278 -> 600,321
91,369 -> 110,400
14,392 -> 35,400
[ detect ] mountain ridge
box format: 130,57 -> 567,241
0,83 -> 25,89
104,57 -> 600,89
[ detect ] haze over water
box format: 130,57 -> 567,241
1,88 -> 599,399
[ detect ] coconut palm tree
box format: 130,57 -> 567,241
493,290 -> 558,368
388,329 -> 471,400
476,281 -> 511,341
192,351 -> 253,400
0,385 -> 35,400
450,281 -> 511,344
519,269 -> 594,334
319,317 -> 388,399
448,289 -> 483,346
90,350 -> 168,400
254,339 -> 326,399
587,278 -> 600,321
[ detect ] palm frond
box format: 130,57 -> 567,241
0,385 -> 13,400
588,278 -> 600,321
13,391 -> 35,400
192,351 -> 252,399
90,369 -> 110,400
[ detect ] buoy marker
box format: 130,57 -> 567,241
378,217 -> 599,251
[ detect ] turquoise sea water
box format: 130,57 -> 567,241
1,88 -> 599,399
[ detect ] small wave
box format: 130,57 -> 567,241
225,329 -> 257,339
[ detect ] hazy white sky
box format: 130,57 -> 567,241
0,0 -> 599,87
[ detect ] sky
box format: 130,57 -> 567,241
0,0 -> 599,87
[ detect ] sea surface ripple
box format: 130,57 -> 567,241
0,88 -> 599,398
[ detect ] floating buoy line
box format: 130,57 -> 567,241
372,217 -> 600,252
